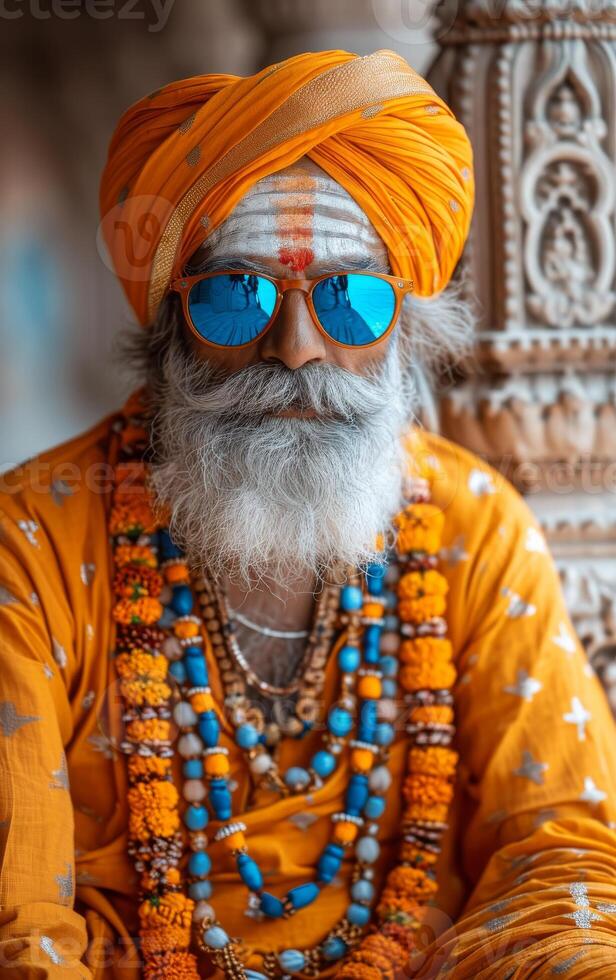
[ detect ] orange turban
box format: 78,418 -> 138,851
99,49 -> 474,326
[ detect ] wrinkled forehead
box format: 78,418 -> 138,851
192,157 -> 389,278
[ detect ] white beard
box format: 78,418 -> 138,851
147,337 -> 416,588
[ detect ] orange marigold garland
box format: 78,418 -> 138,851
336,478 -> 457,979
111,415 -> 200,980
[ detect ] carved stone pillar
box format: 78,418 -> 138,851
429,1 -> 616,706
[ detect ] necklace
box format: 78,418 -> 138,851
227,604 -> 310,640
111,397 -> 458,980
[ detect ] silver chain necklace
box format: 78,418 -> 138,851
226,605 -> 310,640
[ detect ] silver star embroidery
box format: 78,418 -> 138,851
514,750 -> 548,785
0,586 -> 18,605
52,638 -> 67,669
80,562 -> 96,585
468,469 -> 496,497
43,664 -> 54,679
30,591 -> 39,605
534,808 -> 557,828
0,701 -> 40,736
87,732 -> 118,760
552,950 -> 587,973
39,936 -> 64,965
525,526 -> 547,553
566,882 -> 602,928
50,479 -> 75,507
580,777 -> 606,806
76,870 -> 99,885
563,697 -> 591,740
597,902 -> 616,914
439,536 -> 469,565
55,862 -> 73,901
553,622 -> 576,655
18,520 -> 39,546
502,588 -> 537,618
81,691 -> 95,710
288,811 -> 318,831
50,753 -> 70,791
484,911 -> 518,932
504,669 -> 542,701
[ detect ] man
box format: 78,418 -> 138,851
0,50 -> 615,980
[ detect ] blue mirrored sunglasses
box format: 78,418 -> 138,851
170,270 -> 414,350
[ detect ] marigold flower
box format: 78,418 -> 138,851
404,801 -> 449,823
398,569 -> 448,601
410,705 -> 454,726
403,772 -> 454,808
395,503 -> 444,555
399,660 -> 456,692
142,950 -> 200,980
383,865 -> 438,899
140,892 -> 194,929
407,746 -> 458,779
109,498 -> 157,537
399,594 -> 446,623
120,678 -> 172,707
113,597 -> 163,626
115,650 -> 168,682
115,544 -> 157,568
399,637 -> 452,665
140,925 -> 190,956
114,565 -> 163,599
126,718 -> 170,743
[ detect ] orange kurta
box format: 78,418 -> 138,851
0,395 -> 615,979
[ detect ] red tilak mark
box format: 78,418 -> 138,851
278,246 -> 315,273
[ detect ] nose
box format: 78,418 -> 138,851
258,288 -> 327,370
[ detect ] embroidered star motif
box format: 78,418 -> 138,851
597,902 -> 616,914
55,862 -> 73,901
288,811 -> 318,831
50,479 -> 75,507
50,753 -> 70,790
81,691 -> 95,710
552,950 -> 587,973
504,669 -> 542,701
0,586 -> 18,605
525,526 -> 547,553
80,562 -> 96,585
580,777 -> 606,806
514,750 -> 548,785
30,591 -> 39,605
18,520 -> 39,547
468,469 -> 496,497
39,936 -> 64,965
563,697 -> 591,740
52,638 -> 67,669
484,911 -> 518,932
439,535 -> 469,565
502,588 -> 537,619
43,664 -> 54,679
553,622 -> 576,655
566,882 -> 602,928
533,807 -> 557,827
87,732 -> 118,760
0,701 -> 40,736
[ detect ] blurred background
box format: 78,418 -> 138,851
2,0 -> 616,702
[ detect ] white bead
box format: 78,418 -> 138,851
183,779 -> 206,802
249,753 -> 274,774
369,765 -> 392,793
162,636 -> 183,661
192,901 -> 215,923
378,699 -> 398,722
159,584 -> 173,605
178,733 -> 203,758
380,631 -> 400,654
174,701 -> 197,728
356,836 -> 380,863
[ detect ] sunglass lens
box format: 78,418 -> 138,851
187,273 -> 277,347
312,274 -> 396,346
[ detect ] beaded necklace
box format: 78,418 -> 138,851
110,405 -> 457,980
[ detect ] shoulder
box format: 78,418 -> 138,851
410,428 -> 536,549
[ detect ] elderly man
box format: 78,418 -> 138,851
0,50 -> 615,980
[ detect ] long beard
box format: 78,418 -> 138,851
147,339 -> 416,587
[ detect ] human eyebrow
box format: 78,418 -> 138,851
186,254 -> 390,275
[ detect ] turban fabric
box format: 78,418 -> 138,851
99,49 -> 474,326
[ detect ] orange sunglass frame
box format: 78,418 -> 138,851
169,270 -> 415,351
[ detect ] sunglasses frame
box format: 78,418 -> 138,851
169,269 -> 415,351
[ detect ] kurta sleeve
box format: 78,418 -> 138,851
0,507 -> 91,978
415,463 -> 616,978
